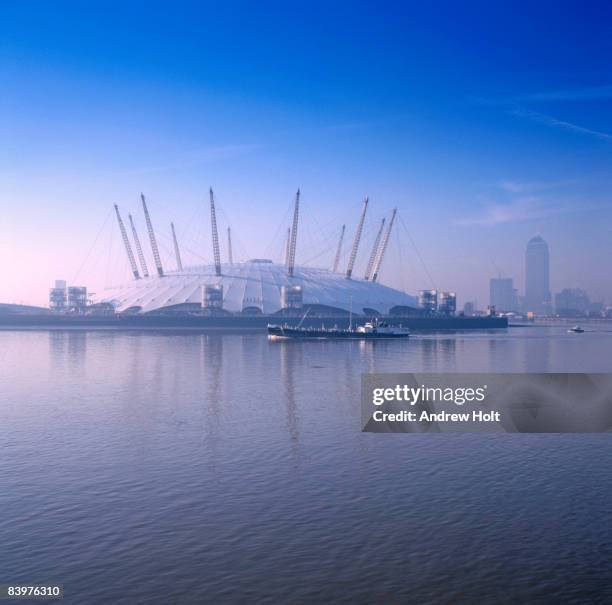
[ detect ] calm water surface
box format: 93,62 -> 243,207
1,327 -> 611,604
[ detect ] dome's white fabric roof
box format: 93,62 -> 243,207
98,260 -> 416,314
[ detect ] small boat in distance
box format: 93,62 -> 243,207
267,319 -> 410,340
568,325 -> 585,333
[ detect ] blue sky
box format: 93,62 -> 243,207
1,1 -> 612,306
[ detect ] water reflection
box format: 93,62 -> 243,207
48,331 -> 67,370
42,327 -> 595,450
417,336 -> 457,371
278,341 -> 301,445
49,331 -> 88,374
436,338 -> 457,371
523,332 -> 551,372
202,334 -> 223,414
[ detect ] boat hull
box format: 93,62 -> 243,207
267,326 -> 409,339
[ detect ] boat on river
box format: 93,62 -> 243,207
267,319 -> 410,340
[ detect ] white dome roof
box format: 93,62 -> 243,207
98,260 -> 416,314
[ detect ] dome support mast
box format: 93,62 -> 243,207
332,224 -> 346,273
128,213 -> 149,278
372,208 -> 397,283
141,193 -> 164,277
284,227 -> 291,265
346,197 -> 368,279
171,222 -> 183,271
227,227 -> 233,265
209,188 -> 222,277
364,218 -> 385,280
287,189 -> 300,277
114,204 -> 140,280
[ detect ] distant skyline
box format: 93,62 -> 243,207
2,2 -> 612,306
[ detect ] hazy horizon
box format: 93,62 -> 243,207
2,2 -> 612,307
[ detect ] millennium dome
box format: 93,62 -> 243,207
97,190 -> 416,316
100,260 -> 417,315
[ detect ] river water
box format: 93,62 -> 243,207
1,327 -> 611,604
